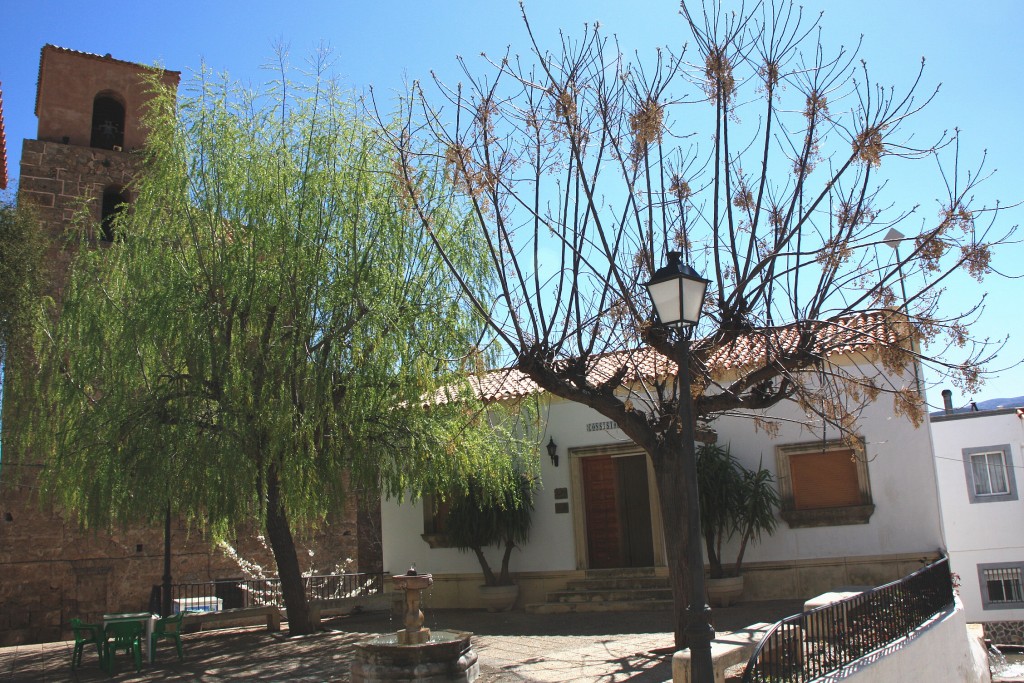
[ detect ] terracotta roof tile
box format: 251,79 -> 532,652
702,310 -> 899,371
446,311 -> 903,403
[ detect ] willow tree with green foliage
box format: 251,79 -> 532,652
12,55 -> 536,635
0,198 -> 44,472
0,198 -> 44,377
383,1 -> 1017,648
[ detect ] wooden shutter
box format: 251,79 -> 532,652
789,449 -> 861,510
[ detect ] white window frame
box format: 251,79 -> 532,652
962,445 -> 1017,504
979,562 -> 1024,610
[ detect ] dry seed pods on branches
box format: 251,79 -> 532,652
379,1 -> 1017,648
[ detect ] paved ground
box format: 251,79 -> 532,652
0,600 -> 804,682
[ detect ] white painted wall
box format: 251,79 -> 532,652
382,364 -> 945,579
707,387 -> 943,565
931,407 -> 1024,623
382,396 -> 593,575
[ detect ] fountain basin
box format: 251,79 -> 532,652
351,630 -> 478,683
394,573 -> 434,592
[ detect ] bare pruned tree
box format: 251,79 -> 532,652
378,0 -> 1017,648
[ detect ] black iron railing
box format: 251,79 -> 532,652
151,572 -> 386,613
742,555 -> 954,682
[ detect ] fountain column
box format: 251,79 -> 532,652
394,568 -> 433,645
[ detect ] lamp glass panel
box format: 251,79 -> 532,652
680,277 -> 708,325
647,279 -> 682,326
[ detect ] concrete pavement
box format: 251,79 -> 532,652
0,600 -> 804,682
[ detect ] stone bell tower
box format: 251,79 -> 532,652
0,46 -> 184,647
19,46 -> 179,263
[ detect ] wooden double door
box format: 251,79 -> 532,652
580,453 -> 656,569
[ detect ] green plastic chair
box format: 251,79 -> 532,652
151,612 -> 184,661
103,620 -> 143,674
70,618 -> 104,669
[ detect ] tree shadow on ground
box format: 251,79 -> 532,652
327,599 -> 804,638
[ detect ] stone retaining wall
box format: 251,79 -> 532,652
984,620 -> 1024,645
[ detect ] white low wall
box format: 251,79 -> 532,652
814,597 -> 988,683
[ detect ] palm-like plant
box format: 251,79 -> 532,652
697,444 -> 780,579
444,473 -> 535,586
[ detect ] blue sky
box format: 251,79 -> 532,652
1,0 -> 1021,407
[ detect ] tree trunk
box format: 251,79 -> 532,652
651,443 -> 699,651
498,540 -> 515,585
264,463 -> 314,635
471,546 -> 499,587
705,532 -> 724,580
734,532 -> 751,578
652,337 -> 717,672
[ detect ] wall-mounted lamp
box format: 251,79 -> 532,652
546,437 -> 559,467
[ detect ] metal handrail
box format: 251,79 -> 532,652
153,572 -> 386,613
741,555 -> 954,682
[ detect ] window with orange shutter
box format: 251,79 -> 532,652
775,439 -> 874,527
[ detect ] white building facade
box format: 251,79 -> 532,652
931,400 -> 1024,643
381,354 -> 945,610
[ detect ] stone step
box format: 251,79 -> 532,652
529,567 -> 671,614
565,576 -> 670,591
547,588 -> 674,604
583,567 -> 658,579
525,599 -> 674,614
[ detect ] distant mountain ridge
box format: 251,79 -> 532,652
930,395 -> 1024,416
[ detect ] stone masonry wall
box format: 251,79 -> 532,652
983,620 -> 1024,646
18,138 -> 135,298
0,467 -> 362,646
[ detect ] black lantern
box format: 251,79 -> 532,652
645,251 -> 710,328
546,437 -> 559,467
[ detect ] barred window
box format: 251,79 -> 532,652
979,563 -> 1024,609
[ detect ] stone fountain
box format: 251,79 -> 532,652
394,566 -> 433,644
351,567 -> 479,683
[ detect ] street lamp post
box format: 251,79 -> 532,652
162,503 -> 173,617
645,251 -> 715,683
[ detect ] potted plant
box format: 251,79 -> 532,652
444,473 -> 535,611
696,443 -> 780,606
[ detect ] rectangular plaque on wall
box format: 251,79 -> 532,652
554,502 -> 570,514
554,487 -> 568,500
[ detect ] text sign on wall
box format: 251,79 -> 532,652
587,421 -> 620,432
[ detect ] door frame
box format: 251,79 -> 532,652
569,443 -> 666,569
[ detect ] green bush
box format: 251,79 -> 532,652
445,473 -> 535,586
697,444 -> 780,579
